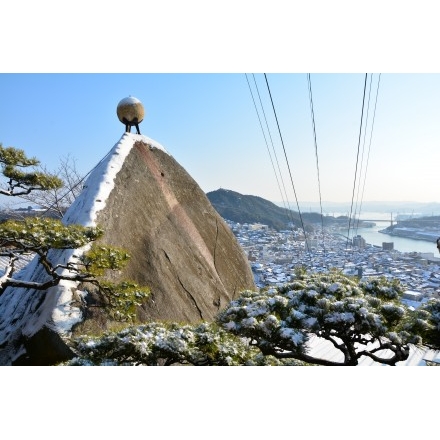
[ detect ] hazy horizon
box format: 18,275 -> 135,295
3,189 -> 440,217
2,73 -> 440,207
284,200 -> 440,216
2,0 -> 439,426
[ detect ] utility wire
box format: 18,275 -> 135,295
356,74 -> 381,228
251,74 -> 295,220
354,73 -> 373,234
245,74 -> 296,228
245,75 -> 284,204
345,73 -> 368,261
307,73 -> 326,258
244,74 -> 293,230
264,73 -> 311,254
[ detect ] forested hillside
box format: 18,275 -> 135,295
206,188 -> 347,231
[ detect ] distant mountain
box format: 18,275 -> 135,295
207,189 -> 297,230
206,189 -> 346,231
0,207 -> 60,221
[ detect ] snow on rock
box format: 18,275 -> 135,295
64,133 -> 168,227
0,132 -> 256,365
0,133 -> 166,365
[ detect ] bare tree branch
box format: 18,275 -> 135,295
15,154 -> 84,218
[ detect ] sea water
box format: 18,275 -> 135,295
346,212 -> 439,254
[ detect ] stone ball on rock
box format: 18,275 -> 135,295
117,96 -> 145,126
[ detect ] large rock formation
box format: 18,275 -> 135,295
0,133 -> 256,365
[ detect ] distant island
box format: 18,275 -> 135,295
379,216 -> 440,243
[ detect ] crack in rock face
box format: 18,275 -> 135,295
0,134 -> 256,365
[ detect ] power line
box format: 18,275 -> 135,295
245,75 -> 283,201
345,73 -> 368,262
244,74 -> 296,228
356,74 -> 381,230
307,73 -> 326,258
251,74 -> 295,219
264,73 -> 311,253
354,73 -> 374,234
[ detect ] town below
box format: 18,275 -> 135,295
226,219 -> 440,309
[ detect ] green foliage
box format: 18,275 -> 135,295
0,217 -> 102,251
293,265 -> 307,277
81,244 -> 131,276
2,165 -> 63,190
61,269 -> 440,366
217,270 -> 415,366
409,298 -> 440,349
0,218 -> 150,321
61,270 -> 433,366
207,188 -> 358,231
0,144 -> 151,325
99,281 -> 150,322
79,246 -> 150,322
207,188 -> 303,230
62,321 -> 306,366
0,145 -> 39,167
0,144 -> 63,192
359,276 -> 403,301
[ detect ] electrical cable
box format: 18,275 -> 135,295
251,74 -> 295,221
307,73 -> 326,259
251,74 -> 295,230
245,74 -> 295,228
345,73 -> 368,265
264,73 -> 311,254
353,73 -> 373,234
356,74 -> 381,230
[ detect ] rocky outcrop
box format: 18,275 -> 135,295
93,139 -> 255,323
0,133 -> 256,365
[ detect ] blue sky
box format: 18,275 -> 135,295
2,2 -> 440,212
3,0 -> 440,431
2,72 -> 440,207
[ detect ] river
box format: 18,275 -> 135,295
336,212 -> 439,254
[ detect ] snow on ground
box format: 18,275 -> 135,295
0,253 -> 34,276
306,334 -> 440,366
